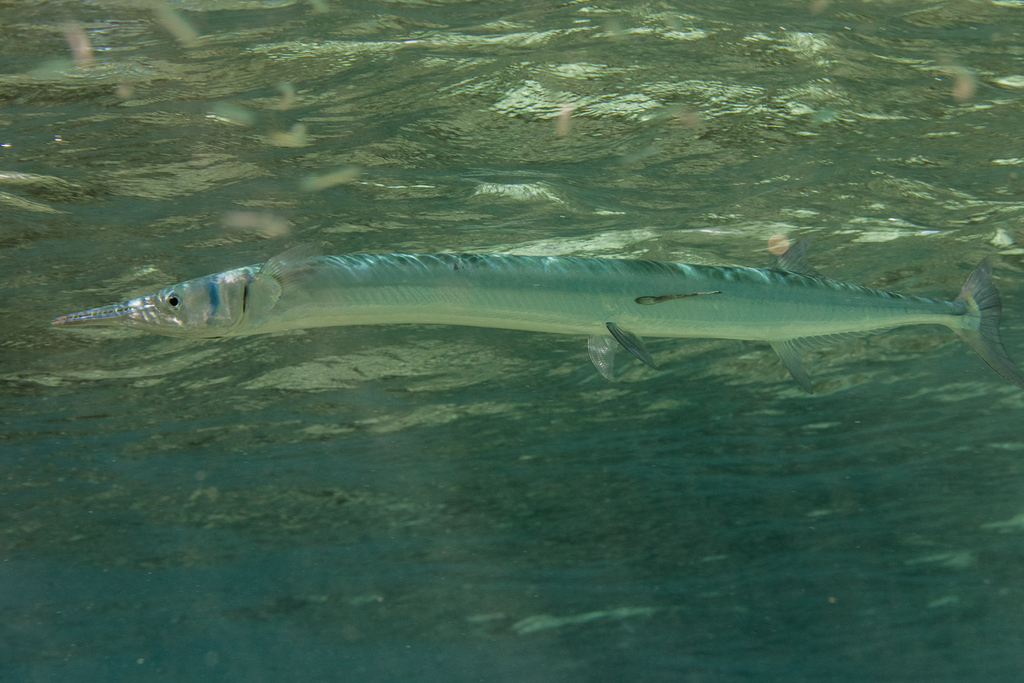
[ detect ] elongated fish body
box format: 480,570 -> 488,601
53,242 -> 1024,393
248,253 -> 957,338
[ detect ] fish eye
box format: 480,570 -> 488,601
166,293 -> 180,308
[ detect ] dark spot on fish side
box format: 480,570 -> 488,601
635,291 -> 722,305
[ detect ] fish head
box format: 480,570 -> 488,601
53,266 -> 255,338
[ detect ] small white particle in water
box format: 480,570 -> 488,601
209,102 -> 257,126
268,123 -> 309,147
988,442 -> 1024,450
992,74 -> 1024,88
991,228 -> 1015,247
62,22 -> 93,68
950,66 -> 977,101
277,82 -> 296,110
153,2 -> 200,46
555,103 -> 574,136
767,234 -> 790,255
802,421 -> 840,430
927,596 -> 959,609
905,551 -> 975,568
222,211 -> 291,237
511,607 -> 656,635
980,512 -> 1024,531
466,613 -> 506,623
300,167 -> 361,191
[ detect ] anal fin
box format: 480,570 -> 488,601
770,340 -> 814,393
606,322 -> 658,370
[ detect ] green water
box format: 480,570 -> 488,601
3,1 -> 1024,680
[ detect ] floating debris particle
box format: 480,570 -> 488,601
221,211 -> 291,237
466,613 -> 506,624
277,82 -> 296,110
666,104 -> 701,130
512,607 -> 656,635
992,75 -> 1024,88
950,66 -> 977,102
209,102 -> 257,126
268,123 -> 309,147
62,22 -> 93,68
153,1 -> 200,46
768,234 -> 791,255
555,103 -> 574,136
927,596 -> 959,609
300,167 -> 361,192
991,228 -> 1015,247
980,512 -> 1024,532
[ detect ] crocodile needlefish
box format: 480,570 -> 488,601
53,240 -> 1024,393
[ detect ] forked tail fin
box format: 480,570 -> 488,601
954,258 -> 1024,389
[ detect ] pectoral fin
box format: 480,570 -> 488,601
258,242 -> 321,281
770,340 -> 814,393
588,334 -> 618,381
244,243 -> 321,324
606,322 -> 658,370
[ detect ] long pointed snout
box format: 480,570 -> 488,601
52,302 -> 133,327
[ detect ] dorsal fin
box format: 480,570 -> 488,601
772,239 -> 822,277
